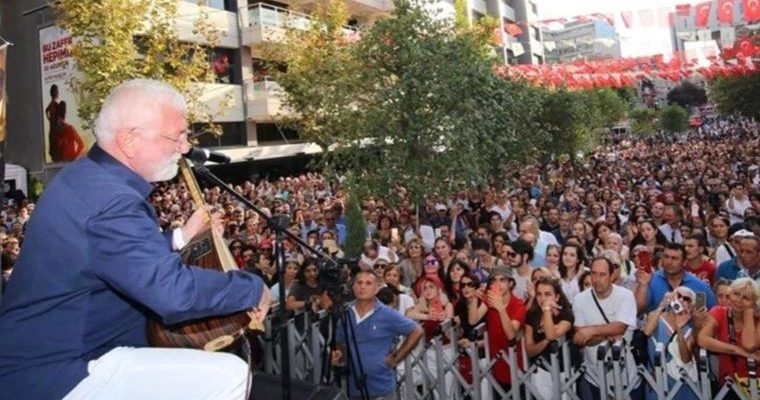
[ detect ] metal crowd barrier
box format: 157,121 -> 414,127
256,309 -> 760,400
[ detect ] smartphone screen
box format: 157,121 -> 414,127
638,251 -> 653,274
430,298 -> 443,314
391,228 -> 399,242
695,292 -> 706,310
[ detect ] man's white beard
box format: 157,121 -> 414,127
148,155 -> 180,182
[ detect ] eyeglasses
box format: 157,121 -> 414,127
461,281 -> 478,288
506,251 -> 518,258
375,263 -> 388,269
676,293 -> 692,303
156,131 -> 190,148
425,259 -> 439,266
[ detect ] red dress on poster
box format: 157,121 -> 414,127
58,122 -> 85,162
45,84 -> 63,162
56,101 -> 85,162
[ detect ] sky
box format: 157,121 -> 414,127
537,0 -> 698,58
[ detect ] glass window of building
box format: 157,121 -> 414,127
192,122 -> 246,147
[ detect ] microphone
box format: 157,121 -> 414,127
183,146 -> 231,164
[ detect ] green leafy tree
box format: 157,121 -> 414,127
615,86 -> 638,109
529,88 -> 625,162
710,73 -> 760,120
54,0 -> 225,133
659,104 -> 689,133
342,190 -> 367,258
274,0 -> 536,204
629,107 -> 659,136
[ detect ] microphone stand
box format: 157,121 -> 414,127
191,162 -> 339,400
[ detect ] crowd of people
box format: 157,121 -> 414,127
2,114 -> 760,399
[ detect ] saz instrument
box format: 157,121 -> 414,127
147,158 -> 263,351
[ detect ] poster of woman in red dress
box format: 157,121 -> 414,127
55,101 -> 84,162
45,84 -> 63,162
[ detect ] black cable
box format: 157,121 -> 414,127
242,335 -> 253,400
341,308 -> 370,400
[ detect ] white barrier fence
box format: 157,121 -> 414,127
256,308 -> 759,400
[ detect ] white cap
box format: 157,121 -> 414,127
731,229 -> 755,239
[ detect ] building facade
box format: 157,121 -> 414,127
671,0 -> 748,56
1,0 -> 542,184
543,19 -> 621,64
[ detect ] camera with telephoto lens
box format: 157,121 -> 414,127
318,257 -> 355,311
669,299 -> 684,314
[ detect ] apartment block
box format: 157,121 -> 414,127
1,0 -> 542,182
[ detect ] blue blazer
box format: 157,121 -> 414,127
0,146 -> 264,399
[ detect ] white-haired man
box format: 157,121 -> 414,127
0,79 -> 269,400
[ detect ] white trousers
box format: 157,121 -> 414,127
63,347 -> 249,400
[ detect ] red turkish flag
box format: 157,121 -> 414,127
735,37 -> 757,57
676,4 -> 691,17
745,0 -> 760,22
718,0 -> 734,24
695,2 -> 712,27
621,11 -> 634,28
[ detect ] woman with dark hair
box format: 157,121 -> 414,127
630,219 -> 668,255
558,243 -> 586,302
453,272 -> 486,385
591,221 -> 613,256
286,258 -> 323,312
433,237 -> 455,274
374,214 -> 394,246
454,273 -> 485,341
578,269 -> 592,293
270,259 -> 299,303
524,276 -> 574,400
228,239 -> 245,267
572,220 -> 595,256
444,260 -> 468,304
604,211 -> 621,235
632,204 -> 651,221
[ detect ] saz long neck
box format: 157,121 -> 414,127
179,158 -> 238,272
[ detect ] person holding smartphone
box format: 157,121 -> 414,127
642,286 -> 699,400
635,243 -> 716,321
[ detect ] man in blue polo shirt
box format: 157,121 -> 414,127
332,270 -> 423,400
635,242 -> 716,316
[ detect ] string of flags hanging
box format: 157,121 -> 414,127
495,44 -> 757,89
489,1 -> 760,89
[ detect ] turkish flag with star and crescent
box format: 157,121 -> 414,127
718,0 -> 734,23
695,1 -> 712,27
745,0 -> 760,22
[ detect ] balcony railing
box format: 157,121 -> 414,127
248,76 -> 282,94
244,3 -> 357,34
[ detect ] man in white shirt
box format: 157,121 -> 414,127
659,205 -> 683,244
519,216 -> 557,267
727,183 -> 752,225
573,256 -> 639,400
